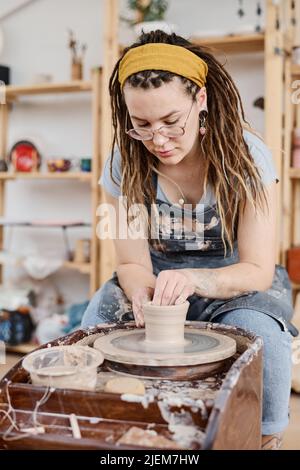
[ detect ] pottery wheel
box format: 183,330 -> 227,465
94,328 -> 236,367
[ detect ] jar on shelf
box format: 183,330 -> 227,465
292,128 -> 300,168
71,60 -> 82,80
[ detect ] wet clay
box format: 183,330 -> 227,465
143,301 -> 189,346
117,426 -> 181,449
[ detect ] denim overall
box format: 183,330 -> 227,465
81,173 -> 297,434
147,174 -> 297,337
83,172 -> 296,335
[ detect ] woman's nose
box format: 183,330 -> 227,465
152,131 -> 169,147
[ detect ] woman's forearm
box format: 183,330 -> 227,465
117,263 -> 156,301
183,262 -> 274,300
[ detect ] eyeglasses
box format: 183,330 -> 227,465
125,101 -> 194,141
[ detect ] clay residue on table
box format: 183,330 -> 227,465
49,322 -> 260,450
117,425 -> 181,449
118,372 -> 229,449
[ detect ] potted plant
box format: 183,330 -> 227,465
124,0 -> 176,36
67,29 -> 87,80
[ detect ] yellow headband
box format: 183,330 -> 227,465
118,43 -> 208,89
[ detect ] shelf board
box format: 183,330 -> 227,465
0,259 -> 91,274
291,64 -> 300,77
0,172 -> 92,181
289,168 -> 300,179
4,79 -> 93,101
63,261 -> 91,274
190,33 -> 265,54
6,342 -> 37,354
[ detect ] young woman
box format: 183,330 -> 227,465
82,30 -> 297,449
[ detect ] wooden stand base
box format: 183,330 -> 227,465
0,321 -> 263,450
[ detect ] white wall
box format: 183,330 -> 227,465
0,0 -> 265,308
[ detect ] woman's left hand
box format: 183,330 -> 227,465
152,269 -> 195,306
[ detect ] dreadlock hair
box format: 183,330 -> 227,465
109,30 -> 267,255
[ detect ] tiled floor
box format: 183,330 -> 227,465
0,354 -> 299,450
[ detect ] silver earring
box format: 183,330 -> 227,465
199,110 -> 208,136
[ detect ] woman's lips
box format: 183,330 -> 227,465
156,149 -> 175,157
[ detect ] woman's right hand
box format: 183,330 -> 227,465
132,286 -> 154,327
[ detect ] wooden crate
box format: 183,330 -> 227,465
0,322 -> 263,450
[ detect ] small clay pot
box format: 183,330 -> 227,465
71,61 -> 83,80
143,301 -> 189,346
47,158 -> 71,172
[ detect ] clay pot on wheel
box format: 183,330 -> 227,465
142,301 -> 189,346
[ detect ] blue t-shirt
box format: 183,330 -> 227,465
99,129 -> 278,207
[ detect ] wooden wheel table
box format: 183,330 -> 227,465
0,321 -> 263,450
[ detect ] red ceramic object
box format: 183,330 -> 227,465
287,247 -> 300,283
10,141 -> 41,172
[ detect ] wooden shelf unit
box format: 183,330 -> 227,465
0,71 -> 103,296
289,168 -> 300,179
0,259 -> 91,275
120,33 -> 265,60
191,33 -> 265,54
4,80 -> 92,101
0,172 -> 92,181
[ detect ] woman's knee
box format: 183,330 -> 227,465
81,276 -> 132,328
218,309 -> 292,434
216,309 -> 292,357
217,309 -> 282,337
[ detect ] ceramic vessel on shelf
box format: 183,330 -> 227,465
47,159 -> 71,172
